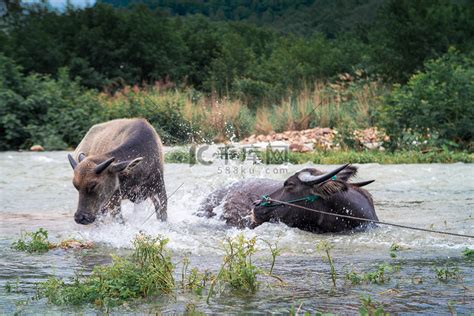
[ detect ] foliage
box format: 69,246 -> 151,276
369,0 -> 474,83
0,55 -> 102,150
359,295 -> 389,316
36,233 -> 174,308
11,228 -> 93,253
207,234 -> 262,303
11,228 -> 53,253
382,49 -> 474,150
164,148 -> 473,165
101,88 -> 192,144
165,149 -> 195,164
0,1 -> 472,151
345,263 -> 394,285
316,241 -> 337,288
389,243 -> 402,259
462,248 -> 474,258
434,265 -> 461,282
283,150 -> 473,164
180,256 -> 213,296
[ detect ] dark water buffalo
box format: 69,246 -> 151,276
67,118 -> 167,225
197,164 -> 377,233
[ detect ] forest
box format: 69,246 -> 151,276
0,0 -> 472,151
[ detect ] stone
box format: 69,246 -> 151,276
30,145 -> 44,152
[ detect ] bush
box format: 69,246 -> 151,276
103,88 -> 192,144
382,49 -> 474,150
36,234 -> 174,308
0,55 -> 102,150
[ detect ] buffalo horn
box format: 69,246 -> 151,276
78,152 -> 86,162
298,163 -> 350,185
351,180 -> 375,187
67,154 -> 77,170
95,157 -> 116,174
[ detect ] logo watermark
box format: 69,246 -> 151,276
188,144 -> 290,175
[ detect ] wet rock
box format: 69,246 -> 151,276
30,145 -> 44,152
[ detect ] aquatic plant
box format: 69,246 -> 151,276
11,228 -> 53,253
4,278 -> 20,293
345,263 -> 394,285
181,256 -> 213,295
207,234 -> 261,303
263,239 -> 281,276
389,243 -> 401,259
359,295 -> 388,316
462,248 -> 474,258
36,233 -> 175,308
316,241 -> 337,288
12,229 -> 93,253
289,302 -> 336,316
434,265 -> 461,282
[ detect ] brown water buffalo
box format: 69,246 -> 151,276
67,118 -> 167,225
197,164 -> 377,233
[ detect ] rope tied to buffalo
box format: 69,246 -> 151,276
264,197 -> 474,239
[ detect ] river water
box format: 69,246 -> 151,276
0,151 -> 473,314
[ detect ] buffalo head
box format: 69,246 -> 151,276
68,153 -> 143,224
252,164 -> 359,226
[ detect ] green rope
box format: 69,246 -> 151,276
260,176 -> 337,207
260,194 -> 318,207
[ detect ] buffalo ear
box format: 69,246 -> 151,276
311,180 -> 348,199
335,165 -> 358,181
110,157 -> 143,174
78,152 -> 86,162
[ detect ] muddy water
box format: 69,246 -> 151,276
0,151 -> 473,314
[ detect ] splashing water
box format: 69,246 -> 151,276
0,151 -> 473,314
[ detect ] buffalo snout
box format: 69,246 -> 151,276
74,211 -> 96,225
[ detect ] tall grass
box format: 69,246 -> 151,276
254,80 -> 386,135
94,79 -> 386,145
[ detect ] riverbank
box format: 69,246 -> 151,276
165,147 -> 473,164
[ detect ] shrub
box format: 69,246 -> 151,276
382,49 -> 474,150
207,234 -> 261,303
11,228 -> 53,253
0,56 -> 102,150
36,234 -> 174,308
102,89 -> 192,144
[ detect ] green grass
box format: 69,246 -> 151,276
359,295 -> 389,316
285,150 -> 473,164
345,263 -> 395,285
180,256 -> 213,296
207,235 -> 260,302
11,228 -> 53,253
36,233 -> 174,308
12,228 -> 93,253
434,265 -> 461,282
462,248 -> 474,258
164,149 -> 473,164
165,149 -> 196,164
206,234 -> 283,303
316,241 -> 337,288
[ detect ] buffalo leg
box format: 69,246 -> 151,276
151,191 -> 167,221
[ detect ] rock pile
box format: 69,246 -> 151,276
240,127 -> 388,152
240,127 -> 337,152
353,127 -> 389,151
